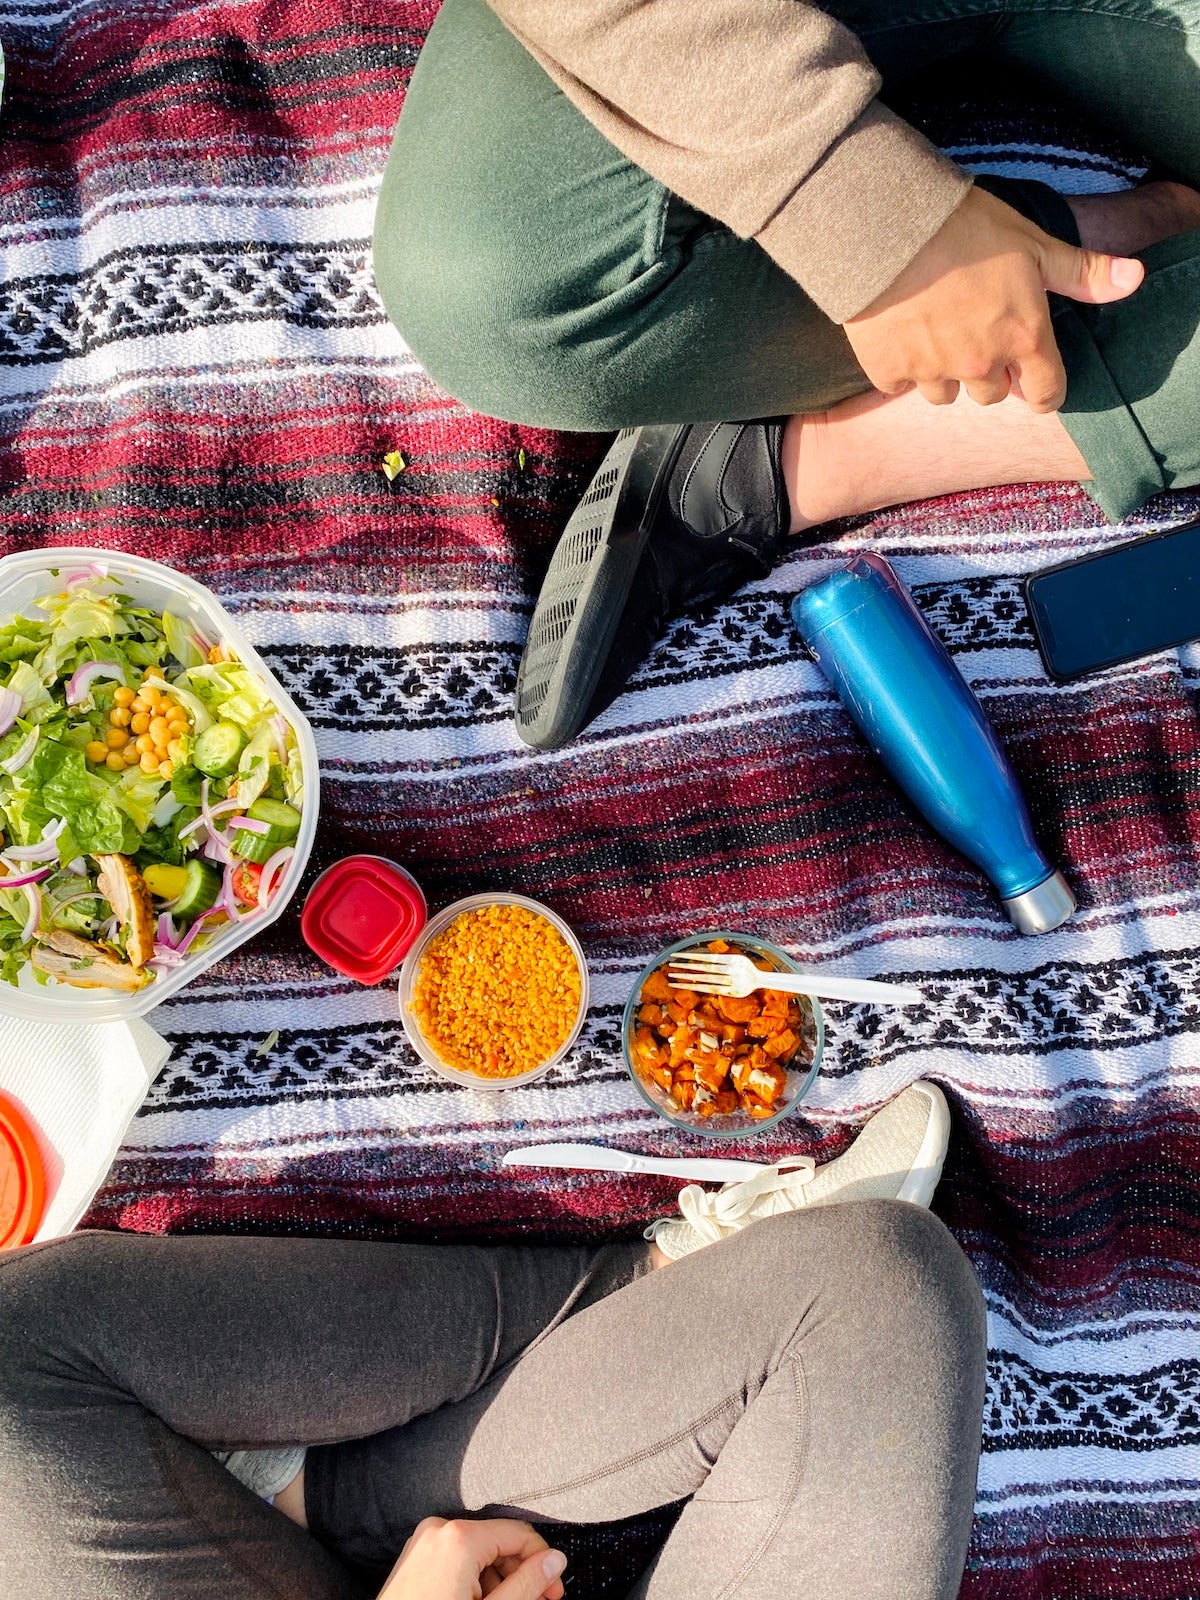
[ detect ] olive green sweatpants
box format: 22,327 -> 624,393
375,0 -> 1200,523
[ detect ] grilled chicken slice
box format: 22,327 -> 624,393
94,853 -> 156,969
31,929 -> 145,991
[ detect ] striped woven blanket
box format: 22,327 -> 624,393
2,3 -> 1197,1595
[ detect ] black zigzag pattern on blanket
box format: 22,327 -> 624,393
0,240 -> 383,365
984,1351 -> 1200,1452
254,579 -> 1042,734
149,946 -> 1200,1115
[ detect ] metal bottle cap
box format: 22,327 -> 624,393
1001,870 -> 1076,935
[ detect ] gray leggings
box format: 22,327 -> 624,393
0,1203 -> 985,1600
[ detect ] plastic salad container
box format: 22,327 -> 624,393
0,548 -> 319,1024
398,892 -> 590,1090
623,931 -> 823,1139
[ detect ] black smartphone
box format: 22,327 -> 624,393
1024,517 -> 1200,683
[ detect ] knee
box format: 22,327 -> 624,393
751,1201 -> 987,1357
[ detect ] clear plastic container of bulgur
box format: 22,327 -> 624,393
398,893 -> 589,1090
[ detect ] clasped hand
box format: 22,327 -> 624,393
378,1515 -> 568,1600
843,186 -> 1144,412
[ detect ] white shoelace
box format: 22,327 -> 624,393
646,1156 -> 817,1246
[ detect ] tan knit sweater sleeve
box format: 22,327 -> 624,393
483,0 -> 972,324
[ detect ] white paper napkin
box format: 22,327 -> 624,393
0,1014 -> 171,1240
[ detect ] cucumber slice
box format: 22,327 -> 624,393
168,860 -> 223,921
229,829 -> 277,865
246,798 -> 301,838
193,721 -> 246,778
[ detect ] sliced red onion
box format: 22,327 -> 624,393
62,562 -> 108,588
191,629 -> 213,656
0,864 -> 54,890
20,885 -> 41,944
231,816 -> 270,836
0,726 -> 39,775
67,856 -> 88,876
150,943 -> 186,967
220,860 -> 245,922
258,847 -> 294,910
66,660 -> 125,705
270,714 -> 289,762
99,914 -> 119,943
0,687 -> 22,738
156,912 -> 178,949
203,833 -> 232,865
175,908 -> 224,955
4,819 -> 66,862
51,890 -> 102,915
178,799 -> 241,841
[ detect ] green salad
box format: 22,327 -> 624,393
0,572 -> 305,992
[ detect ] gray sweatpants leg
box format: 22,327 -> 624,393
307,1203 -> 987,1600
0,1231 -> 645,1600
0,1206 -> 985,1600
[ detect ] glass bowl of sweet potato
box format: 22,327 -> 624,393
623,932 -> 823,1138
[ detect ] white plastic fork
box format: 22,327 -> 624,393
666,950 -> 925,1007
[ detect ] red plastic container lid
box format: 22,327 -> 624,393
0,1093 -> 46,1252
301,856 -> 427,986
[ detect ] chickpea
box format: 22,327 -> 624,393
149,716 -> 171,745
158,759 -> 174,779
123,748 -> 142,767
130,712 -> 150,735
167,739 -> 185,762
105,751 -> 126,771
112,686 -> 135,708
110,706 -> 132,727
140,751 -> 161,775
85,740 -> 109,763
106,727 -> 130,749
135,733 -> 156,755
167,708 -> 188,729
131,696 -> 149,715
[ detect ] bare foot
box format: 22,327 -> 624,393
1068,180 -> 1200,257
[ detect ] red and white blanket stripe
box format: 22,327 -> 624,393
0,3 -> 1197,1595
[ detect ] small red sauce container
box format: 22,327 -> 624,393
301,856 -> 427,986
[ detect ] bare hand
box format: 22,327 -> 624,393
843,186 -> 1144,412
379,1516 -> 568,1600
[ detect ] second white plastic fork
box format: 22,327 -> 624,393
666,949 -> 925,1007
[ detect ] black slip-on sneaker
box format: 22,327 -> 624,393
514,419 -> 789,750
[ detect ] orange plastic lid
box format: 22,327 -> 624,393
0,1092 -> 46,1251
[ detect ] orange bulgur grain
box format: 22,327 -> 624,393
410,904 -> 582,1079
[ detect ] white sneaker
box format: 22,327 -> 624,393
645,1081 -> 951,1261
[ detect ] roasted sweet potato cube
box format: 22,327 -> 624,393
730,1056 -> 753,1096
669,987 -> 699,1009
648,1062 -> 674,1092
671,1076 -> 698,1109
712,1087 -> 739,1115
763,1028 -> 798,1062
716,994 -> 760,1024
668,1031 -> 692,1067
666,1001 -> 690,1026
707,938 -> 732,953
673,1062 -> 696,1082
657,1017 -> 678,1038
746,1061 -> 788,1104
720,1024 -> 746,1047
761,988 -> 791,1017
693,1053 -> 729,1094
745,1015 -> 773,1038
637,1003 -> 664,1027
640,968 -> 673,1003
692,1084 -> 719,1116
741,1090 -> 776,1119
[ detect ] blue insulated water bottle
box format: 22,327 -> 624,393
791,552 -> 1075,934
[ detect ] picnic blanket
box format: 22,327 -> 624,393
1,3 -> 1197,1595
